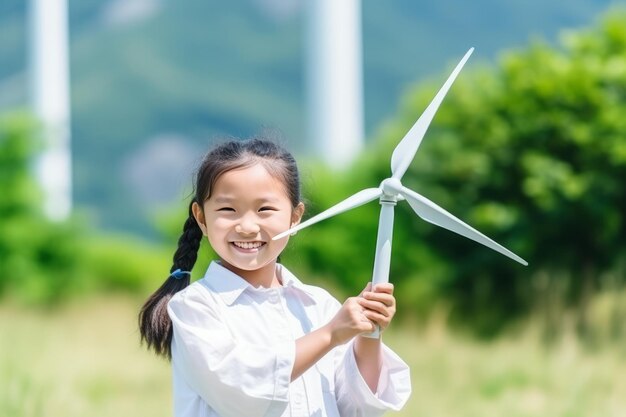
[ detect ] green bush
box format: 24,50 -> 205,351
81,233 -> 172,294
0,112 -> 177,305
0,113 -> 85,305
283,9 -> 626,334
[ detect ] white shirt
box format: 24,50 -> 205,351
168,262 -> 411,417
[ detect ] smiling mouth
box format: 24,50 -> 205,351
232,241 -> 266,251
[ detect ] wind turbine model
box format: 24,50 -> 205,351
274,47 -> 527,335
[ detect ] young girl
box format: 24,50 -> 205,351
139,138 -> 411,417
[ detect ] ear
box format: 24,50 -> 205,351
291,202 -> 305,227
192,201 -> 208,236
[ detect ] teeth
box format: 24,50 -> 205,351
233,241 -> 264,249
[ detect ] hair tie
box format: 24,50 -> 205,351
170,269 -> 191,280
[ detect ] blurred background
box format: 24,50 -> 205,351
2,0 -> 626,416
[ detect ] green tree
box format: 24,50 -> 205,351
0,113 -> 83,304
285,9 -> 626,334
0,112 -> 175,304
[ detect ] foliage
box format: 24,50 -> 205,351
284,9 -> 626,334
0,113 -> 84,304
81,233 -> 172,295
0,113 -> 173,305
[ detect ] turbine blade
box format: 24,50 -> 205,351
400,186 -> 528,266
391,48 -> 474,180
272,188 -> 383,240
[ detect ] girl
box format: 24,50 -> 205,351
139,138 -> 411,417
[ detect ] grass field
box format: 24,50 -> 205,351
1,296 -> 626,417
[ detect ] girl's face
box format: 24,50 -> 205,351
193,163 -> 304,285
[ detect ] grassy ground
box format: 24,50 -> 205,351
1,296 -> 626,417
0,297 -> 170,417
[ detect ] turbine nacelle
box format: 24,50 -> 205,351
380,177 -> 403,198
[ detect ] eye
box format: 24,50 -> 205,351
217,207 -> 235,212
259,206 -> 278,212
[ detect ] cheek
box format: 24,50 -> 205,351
208,217 -> 233,230
254,212 -> 288,230
272,238 -> 289,254
278,211 -> 297,226
205,218 -> 232,241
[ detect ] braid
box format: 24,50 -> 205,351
171,209 -> 203,273
138,202 -> 203,359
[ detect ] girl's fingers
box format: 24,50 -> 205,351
362,291 -> 395,307
353,282 -> 396,332
363,320 -> 377,333
363,310 -> 391,329
372,283 -> 394,294
354,308 -> 376,332
359,298 -> 387,314
359,282 -> 393,296
357,298 -> 391,317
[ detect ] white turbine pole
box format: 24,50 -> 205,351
29,0 -> 72,220
306,0 -> 364,167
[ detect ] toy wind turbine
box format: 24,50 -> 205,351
274,48 -> 527,335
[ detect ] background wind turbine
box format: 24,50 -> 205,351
29,0 -> 72,221
275,48 -> 527,335
306,0 -> 364,167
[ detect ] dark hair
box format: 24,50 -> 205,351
138,138 -> 301,358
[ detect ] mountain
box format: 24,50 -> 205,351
0,0 -> 620,236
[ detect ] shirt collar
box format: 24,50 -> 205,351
201,261 -> 317,306
276,263 -> 317,304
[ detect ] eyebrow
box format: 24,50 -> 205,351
212,197 -> 235,204
211,196 -> 281,204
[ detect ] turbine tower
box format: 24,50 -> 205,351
306,0 -> 363,167
29,0 -> 72,220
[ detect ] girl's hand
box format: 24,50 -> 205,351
357,283 -> 396,333
328,295 -> 377,346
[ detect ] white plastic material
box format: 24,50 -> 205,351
273,48 -> 528,340
391,48 -> 474,180
400,186 -> 528,266
273,188 -> 382,240
363,200 -> 396,338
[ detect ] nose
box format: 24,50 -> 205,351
235,214 -> 260,235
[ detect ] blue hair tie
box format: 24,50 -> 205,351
170,268 -> 191,280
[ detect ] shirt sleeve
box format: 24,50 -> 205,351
168,287 -> 295,417
334,339 -> 412,416
318,292 -> 412,416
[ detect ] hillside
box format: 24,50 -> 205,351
0,0 -> 619,235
